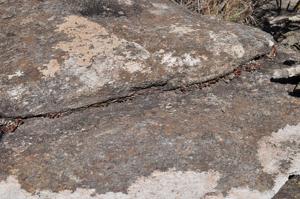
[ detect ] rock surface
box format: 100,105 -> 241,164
1,57 -> 300,198
274,176 -> 300,199
0,0 -> 273,118
1,0 -> 300,198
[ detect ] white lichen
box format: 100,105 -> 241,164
117,0 -> 133,6
149,3 -> 171,15
0,170 -> 220,199
225,123 -> 300,199
169,24 -> 196,35
208,31 -> 245,58
257,123 -> 300,175
160,52 -> 201,70
8,70 -> 24,80
1,123 -> 300,199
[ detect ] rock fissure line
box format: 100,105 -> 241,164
1,0 -> 276,120
0,55 -> 269,135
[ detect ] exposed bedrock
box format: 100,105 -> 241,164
0,0 -> 274,117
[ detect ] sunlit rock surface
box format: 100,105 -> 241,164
1,0 -> 299,199
1,57 -> 300,198
0,0 -> 273,117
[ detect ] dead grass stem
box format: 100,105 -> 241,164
171,0 -> 273,24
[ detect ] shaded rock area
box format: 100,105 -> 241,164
0,0 -> 274,118
280,30 -> 300,51
253,0 -> 300,50
0,0 -> 300,199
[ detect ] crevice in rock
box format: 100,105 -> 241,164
283,59 -> 298,66
0,54 -> 271,136
288,175 -> 298,180
0,132 -> 3,142
271,75 -> 300,85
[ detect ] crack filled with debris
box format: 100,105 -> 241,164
0,53 -> 275,136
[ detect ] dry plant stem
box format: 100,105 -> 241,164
172,0 -> 258,23
294,0 -> 300,11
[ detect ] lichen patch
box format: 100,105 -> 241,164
151,3 -> 170,10
6,85 -> 28,100
127,169 -> 220,199
39,59 -> 60,78
55,15 -> 120,68
160,51 -> 201,71
169,25 -> 196,35
0,170 -> 220,199
208,31 -> 245,58
117,0 -> 133,6
149,3 -> 171,15
8,70 -> 24,80
219,123 -> 300,199
225,187 -> 273,199
257,123 -> 300,175
42,15 -> 150,88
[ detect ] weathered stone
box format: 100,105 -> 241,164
2,1 -> 299,198
0,0 -> 274,118
280,30 -> 300,51
274,176 -> 300,199
0,58 -> 300,198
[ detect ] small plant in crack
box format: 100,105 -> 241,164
0,119 -> 24,137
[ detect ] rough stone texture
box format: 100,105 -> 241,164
1,0 -> 300,198
0,57 -> 300,198
280,30 -> 300,51
274,176 -> 300,199
0,0 -> 274,118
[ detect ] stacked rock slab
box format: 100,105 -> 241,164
0,0 -> 273,118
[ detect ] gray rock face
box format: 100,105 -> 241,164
0,59 -> 300,199
0,0 -> 274,117
1,1 -> 300,198
273,65 -> 300,79
281,30 -> 300,51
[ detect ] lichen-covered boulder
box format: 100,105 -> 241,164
1,62 -> 300,199
0,0 -> 274,117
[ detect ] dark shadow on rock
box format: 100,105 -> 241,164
283,59 -> 298,66
65,0 -> 142,17
271,76 -> 300,85
0,132 -> 3,142
271,76 -> 300,97
289,90 -> 300,97
289,175 -> 297,180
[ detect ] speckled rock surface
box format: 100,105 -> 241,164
274,176 -> 300,199
0,57 -> 300,198
1,0 -> 300,198
0,0 -> 274,117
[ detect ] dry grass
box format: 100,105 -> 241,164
171,0 -> 273,24
67,0 -> 295,25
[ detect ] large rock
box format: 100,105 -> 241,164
0,0 -> 274,118
1,59 -> 300,198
